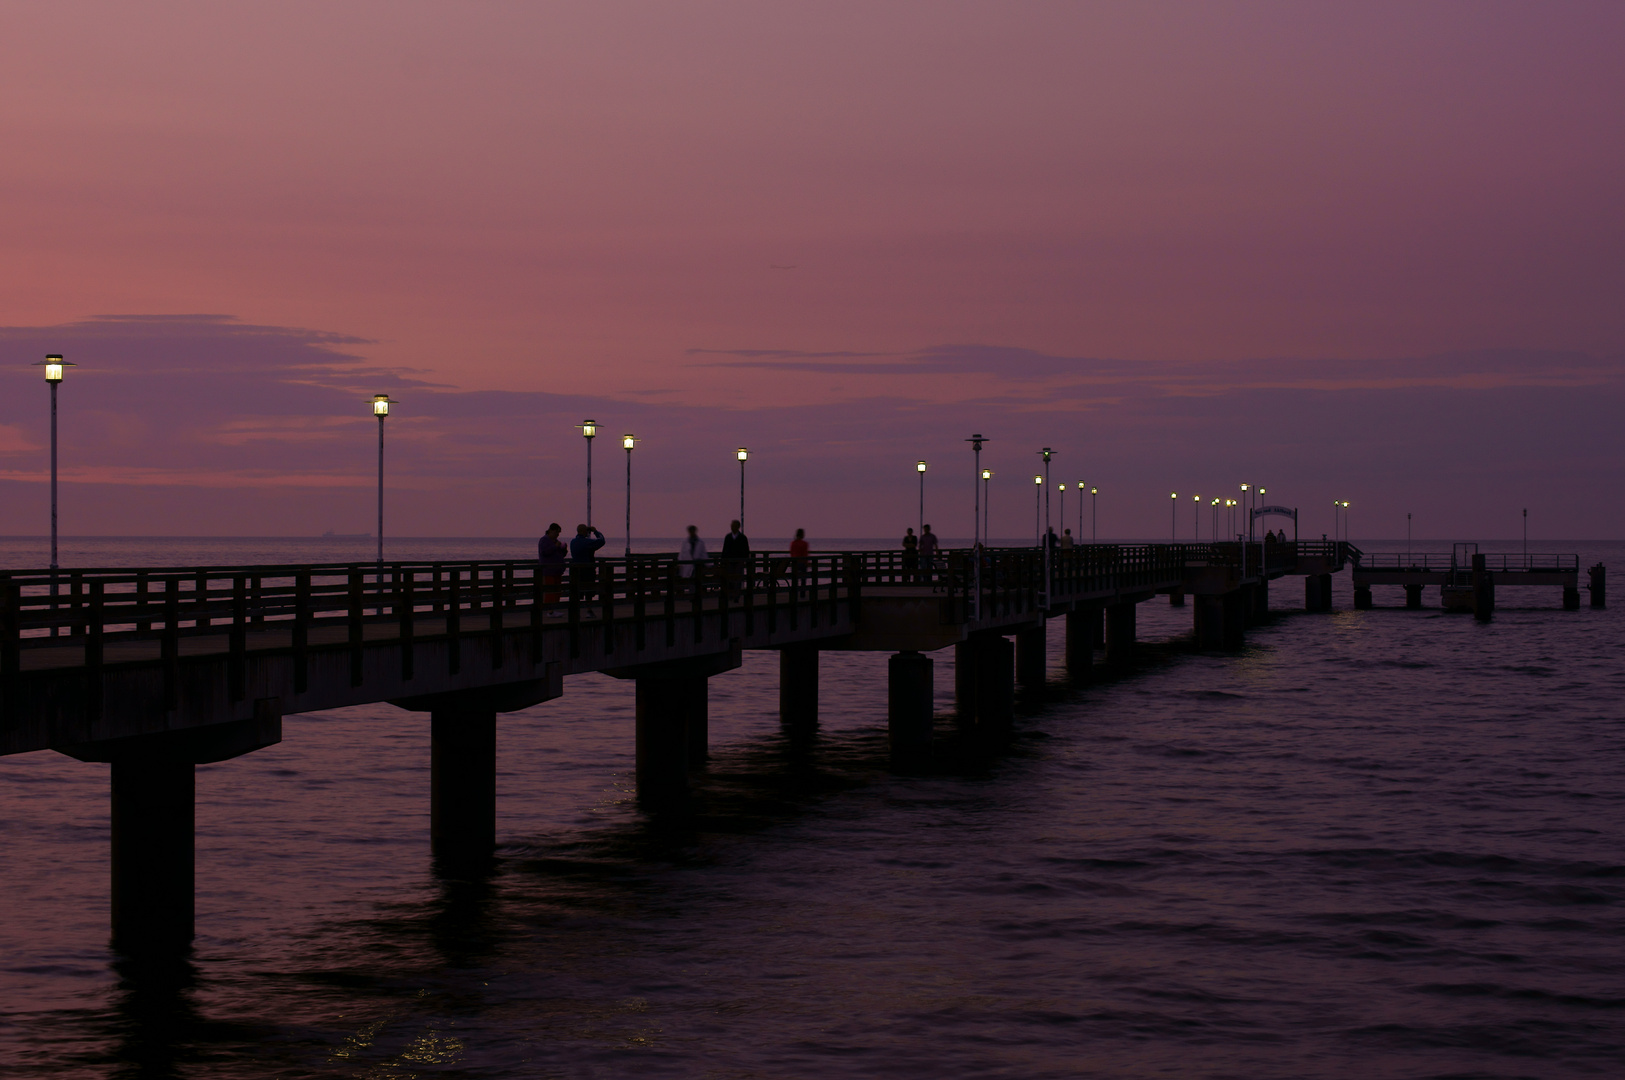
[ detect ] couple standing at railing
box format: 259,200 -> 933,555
899,524 -> 941,573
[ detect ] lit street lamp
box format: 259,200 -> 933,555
33,354 -> 74,570
1090,486 -> 1098,542
966,434 -> 988,619
1033,474 -> 1043,546
371,394 -> 397,567
1192,494 -> 1201,541
623,435 -> 638,557
1058,484 -> 1066,541
737,447 -> 749,531
579,420 -> 597,526
1170,492 -> 1178,541
916,460 -> 927,537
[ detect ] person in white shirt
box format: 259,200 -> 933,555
679,524 -> 709,591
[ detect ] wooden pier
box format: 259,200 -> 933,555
4,536 -> 1595,950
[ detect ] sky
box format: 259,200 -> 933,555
0,2 -> 1621,544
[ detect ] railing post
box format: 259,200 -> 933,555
398,567 -> 415,681
162,578 -> 179,711
601,561 -> 616,654
230,575 -> 247,702
136,570 -> 151,633
87,581 -> 105,720
293,571 -> 310,694
195,570 -> 210,629
692,562 -> 705,642
745,553 -> 756,636
489,565 -> 505,669
633,560 -> 647,652
529,564 -> 544,665
251,575 -> 265,626
845,554 -> 862,625
348,570 -> 364,687
665,561 -> 678,648
447,567 -> 462,675
568,563 -> 582,659
71,570 -> 85,637
1,578 -> 19,724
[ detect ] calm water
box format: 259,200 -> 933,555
2,537 -> 1621,1079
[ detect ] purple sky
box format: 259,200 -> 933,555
0,4 -> 1621,543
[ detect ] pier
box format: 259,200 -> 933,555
1,536 -> 1589,950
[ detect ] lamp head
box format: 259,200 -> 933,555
737,447 -> 749,462
1033,475 -> 1043,485
1090,487 -> 1097,495
580,419 -> 597,439
1040,447 -> 1053,462
623,434 -> 637,450
1170,492 -> 1177,499
917,460 -> 927,473
981,469 -> 992,480
1240,483 -> 1249,491
371,394 -> 396,417
35,354 -> 73,382
1058,483 -> 1065,491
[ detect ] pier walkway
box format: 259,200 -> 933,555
0,538 -> 1386,948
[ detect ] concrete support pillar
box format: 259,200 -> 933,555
1353,585 -> 1373,610
1221,591 -> 1246,651
1194,594 -> 1224,651
1588,564 -> 1606,609
430,709 -> 497,861
111,756 -> 195,951
955,640 -> 980,721
684,677 -> 709,768
1404,583 -> 1424,609
1015,622 -> 1047,687
1169,589 -> 1185,606
887,651 -> 934,766
779,644 -> 819,730
1065,608 -> 1095,681
635,676 -> 696,803
1563,587 -> 1581,611
1105,602 -> 1136,666
973,636 -> 1015,737
1253,578 -> 1269,618
1306,574 -> 1333,611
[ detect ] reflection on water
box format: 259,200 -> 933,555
1,538 -> 1623,1078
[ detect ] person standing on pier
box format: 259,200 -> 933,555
722,520 -> 750,595
569,523 -> 605,612
790,528 -> 810,596
902,527 -> 919,576
680,524 -> 709,594
920,524 -> 939,562
538,522 -> 567,606
1060,528 -> 1075,550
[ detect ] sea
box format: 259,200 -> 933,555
1,536 -> 1621,1079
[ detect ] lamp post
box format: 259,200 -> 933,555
371,394 -> 397,567
966,435 -> 986,549
917,460 -> 927,536
1241,483 -> 1251,541
737,448 -> 749,532
1407,511 -> 1412,562
1192,494 -> 1201,541
33,354 -> 74,570
981,469 -> 992,546
579,420 -> 597,526
623,435 -> 637,558
1077,482 -> 1085,544
1058,484 -> 1066,540
1037,448 -> 1054,601
1170,492 -> 1178,541
1522,507 -> 1528,566
1211,498 -> 1219,542
1090,487 -> 1098,542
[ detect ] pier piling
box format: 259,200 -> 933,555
1016,623 -> 1046,686
1064,607 -> 1095,680
430,708 -> 497,860
887,651 -> 934,766
1105,602 -> 1136,665
779,644 -> 819,730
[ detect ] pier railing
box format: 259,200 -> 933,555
0,540 -> 1360,682
1353,552 -> 1578,572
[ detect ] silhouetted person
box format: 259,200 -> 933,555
902,527 -> 918,574
790,528 -> 810,596
722,520 -> 750,594
1060,527 -> 1075,550
537,522 -> 566,606
569,523 -> 605,611
919,524 -> 939,567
